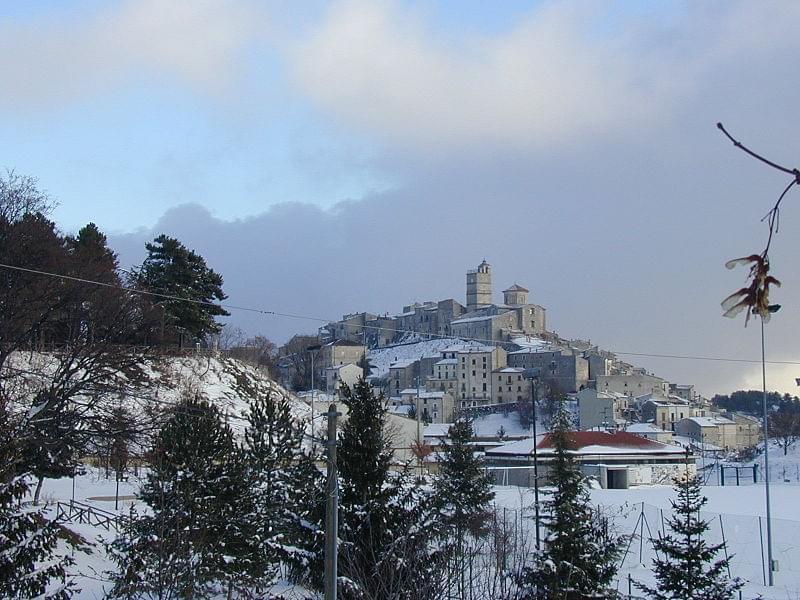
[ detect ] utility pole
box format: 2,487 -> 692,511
416,376 -> 422,483
324,403 -> 340,600
530,376 -> 541,550
761,308 -> 780,586
311,350 -> 316,454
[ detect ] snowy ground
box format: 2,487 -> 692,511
43,466 -> 800,599
495,482 -> 800,599
32,468 -> 316,599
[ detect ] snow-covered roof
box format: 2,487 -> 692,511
367,338 -> 465,379
389,359 -> 417,369
424,423 -> 453,438
626,423 -> 668,435
686,416 -> 735,427
399,389 -> 445,399
496,367 -> 525,373
435,358 -> 458,365
388,405 -> 415,416
487,431 -> 687,457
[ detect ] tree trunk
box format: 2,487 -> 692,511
33,476 -> 44,506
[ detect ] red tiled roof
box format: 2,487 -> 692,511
537,431 -> 665,451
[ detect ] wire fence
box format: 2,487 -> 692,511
610,501 -> 800,596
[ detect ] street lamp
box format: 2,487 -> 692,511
762,303 -> 780,586
524,369 -> 541,550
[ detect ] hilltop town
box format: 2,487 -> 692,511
276,261 -> 756,462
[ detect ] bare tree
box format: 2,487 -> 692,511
769,410 -> 800,456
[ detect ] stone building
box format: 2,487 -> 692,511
388,359 -> 419,397
577,388 -> 631,430
492,367 -> 532,404
320,312 -> 375,344
596,371 -> 669,398
507,347 -> 589,393
398,388 -> 455,424
641,397 -> 701,431
322,260 -> 546,348
314,339 -> 365,384
674,416 -> 738,450
453,345 -> 507,408
723,412 -> 762,449
325,363 -> 363,395
466,260 -> 493,311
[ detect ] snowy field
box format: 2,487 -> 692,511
36,466 -> 800,599
495,483 -> 800,599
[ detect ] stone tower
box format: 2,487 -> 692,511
466,260 -> 492,311
503,284 -> 529,307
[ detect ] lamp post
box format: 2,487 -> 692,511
762,304 -> 781,586
525,370 -> 541,550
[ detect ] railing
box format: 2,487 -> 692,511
55,499 -> 127,532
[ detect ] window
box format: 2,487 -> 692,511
472,370 -> 476,376
472,359 -> 476,365
518,386 -> 521,391
482,383 -> 487,391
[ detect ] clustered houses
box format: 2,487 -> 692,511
278,259 -> 762,453
318,260 -> 547,346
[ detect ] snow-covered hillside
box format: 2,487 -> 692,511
7,352 -> 310,439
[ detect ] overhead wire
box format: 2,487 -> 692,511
1,261 -> 799,367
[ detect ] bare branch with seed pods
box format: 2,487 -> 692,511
717,122 -> 800,325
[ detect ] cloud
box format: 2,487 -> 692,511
287,0 -> 800,152
0,0 -> 265,109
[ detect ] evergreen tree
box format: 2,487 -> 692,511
239,389 -> 325,592
434,419 -> 494,598
637,466 -> 743,599
139,234 -> 229,341
0,400 -> 73,599
337,378 -> 444,599
108,396 -> 250,598
283,450 -> 326,590
516,405 -> 622,599
67,222 -> 119,283
434,419 -> 494,535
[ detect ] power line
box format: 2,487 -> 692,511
1,261 -> 799,367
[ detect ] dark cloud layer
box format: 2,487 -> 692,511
110,99 -> 800,398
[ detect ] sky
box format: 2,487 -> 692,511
2,0 -> 800,397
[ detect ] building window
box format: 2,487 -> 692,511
482,383 -> 487,392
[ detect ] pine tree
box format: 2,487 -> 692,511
434,419 -> 494,598
108,396 -> 249,598
337,378 -> 443,599
435,420 -> 494,534
0,400 -> 73,599
139,234 -> 229,341
239,389 -> 325,592
637,465 -> 743,599
516,405 -> 622,599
